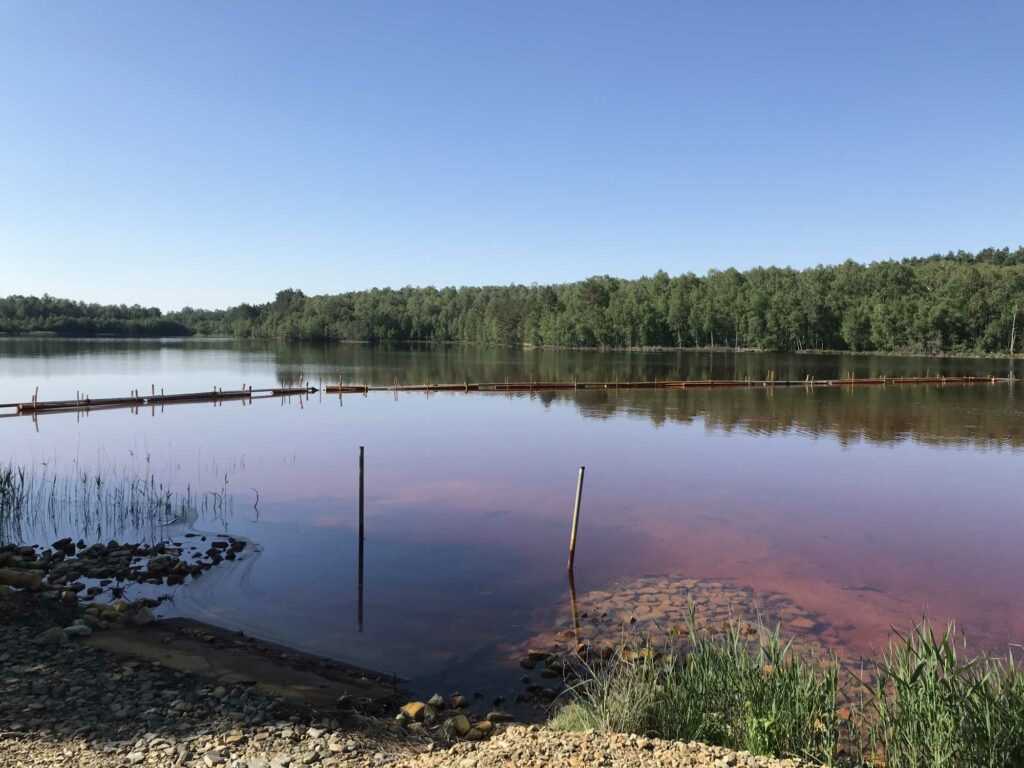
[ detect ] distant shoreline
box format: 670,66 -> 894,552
2,333 -> 1020,361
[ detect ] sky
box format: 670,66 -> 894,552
1,1 -> 1022,311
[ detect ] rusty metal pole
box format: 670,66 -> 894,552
358,446 -> 365,550
567,567 -> 581,645
358,446 -> 365,632
567,466 -> 585,571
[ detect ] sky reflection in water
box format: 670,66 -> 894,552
0,339 -> 1022,703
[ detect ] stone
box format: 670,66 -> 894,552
133,606 -> 156,625
126,751 -> 146,764
399,701 -> 426,721
486,710 -> 513,723
34,627 -> 68,646
426,693 -> 444,708
790,616 -> 818,631
450,714 -> 472,737
52,536 -> 73,550
65,624 -> 92,639
203,751 -> 227,766
0,568 -> 43,591
449,693 -> 467,709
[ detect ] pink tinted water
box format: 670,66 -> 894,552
0,339 -> 1022,702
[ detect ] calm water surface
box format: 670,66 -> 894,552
1,338 -> 1022,705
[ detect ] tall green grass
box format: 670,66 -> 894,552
550,605 -> 844,764
551,613 -> 1024,767
866,622 -> 1024,768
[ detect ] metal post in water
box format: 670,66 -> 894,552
358,446 -> 365,631
567,466 -> 585,571
568,567 -> 581,645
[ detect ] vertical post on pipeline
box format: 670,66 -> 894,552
357,446 -> 365,632
567,466 -> 585,571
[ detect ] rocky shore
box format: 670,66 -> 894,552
0,601 -> 810,768
1,538 -> 817,768
0,596 -> 818,768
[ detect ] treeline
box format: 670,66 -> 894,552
173,247 -> 1024,354
0,295 -> 192,337
4,247 -> 1024,352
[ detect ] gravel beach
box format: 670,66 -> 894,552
1,600 -> 812,768
0,539 -> 815,768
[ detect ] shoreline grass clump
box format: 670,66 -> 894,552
867,622 -> 1024,768
551,605 -> 844,764
552,612 -> 1024,767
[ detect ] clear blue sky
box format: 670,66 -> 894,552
1,2 -> 1021,310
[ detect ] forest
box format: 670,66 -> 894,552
3,247 -> 1023,353
0,295 -> 192,337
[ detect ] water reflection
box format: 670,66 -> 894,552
2,338 -> 1023,710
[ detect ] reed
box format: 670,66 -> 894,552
551,603 -> 843,764
866,621 -> 1024,768
0,460 -> 233,545
551,613 -> 1024,767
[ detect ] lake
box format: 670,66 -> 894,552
1,337 -> 1022,712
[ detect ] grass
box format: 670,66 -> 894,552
0,459 -> 233,545
550,604 -> 843,764
550,609 -> 1024,767
866,622 -> 1024,768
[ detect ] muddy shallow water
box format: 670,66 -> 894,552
1,338 -> 1022,711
